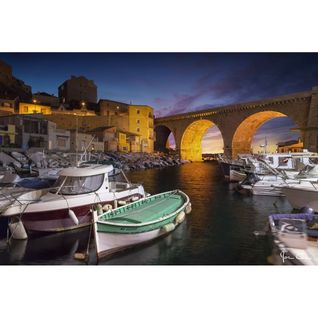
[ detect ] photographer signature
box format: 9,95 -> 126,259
280,249 -> 311,263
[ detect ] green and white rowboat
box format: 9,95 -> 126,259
93,189 -> 191,260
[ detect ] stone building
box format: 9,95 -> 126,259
69,130 -> 104,153
0,98 -> 16,115
48,121 -> 71,151
0,114 -> 71,151
0,123 -> 16,146
32,92 -> 59,107
98,99 -> 154,153
277,138 -> 304,153
19,102 -> 52,115
128,105 -> 154,153
88,126 -> 117,151
0,114 -> 49,149
58,75 -> 97,104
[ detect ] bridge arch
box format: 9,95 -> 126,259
154,124 -> 176,152
231,110 -> 297,158
181,119 -> 223,161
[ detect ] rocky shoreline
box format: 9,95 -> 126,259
105,152 -> 191,171
0,150 -> 191,172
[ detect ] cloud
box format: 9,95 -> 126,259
156,53 -> 318,117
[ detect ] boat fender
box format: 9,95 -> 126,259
102,204 -> 113,212
68,209 -> 79,225
185,203 -> 192,214
175,211 -> 186,224
114,200 -> 118,209
8,218 -> 28,240
118,200 -> 126,206
96,204 -> 104,215
162,223 -> 175,233
131,196 -> 139,202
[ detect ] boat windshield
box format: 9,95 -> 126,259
50,173 -> 104,195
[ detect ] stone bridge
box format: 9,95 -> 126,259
154,86 -> 318,160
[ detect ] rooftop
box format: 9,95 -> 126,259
277,139 -> 302,147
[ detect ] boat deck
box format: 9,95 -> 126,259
101,194 -> 184,224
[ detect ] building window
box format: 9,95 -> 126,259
24,120 -> 39,133
23,106 -> 28,112
57,137 -> 67,147
137,119 -> 140,124
137,128 -> 140,132
41,108 -> 46,113
137,110 -> 140,114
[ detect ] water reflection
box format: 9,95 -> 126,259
0,228 -> 90,265
0,162 -> 294,265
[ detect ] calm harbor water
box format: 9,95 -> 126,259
0,162 -> 293,265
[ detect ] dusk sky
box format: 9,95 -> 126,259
1,52 -> 318,153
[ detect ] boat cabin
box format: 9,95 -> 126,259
50,164 -> 132,195
260,152 -> 314,170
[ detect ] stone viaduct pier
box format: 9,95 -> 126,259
154,86 -> 318,160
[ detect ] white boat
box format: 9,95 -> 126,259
93,190 -> 191,260
237,159 -> 318,196
281,184 -> 318,211
229,168 -> 246,182
0,164 -> 146,238
268,213 -> 318,265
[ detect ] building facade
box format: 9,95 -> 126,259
48,121 -> 71,151
70,131 -> 104,153
19,102 -> 52,115
277,139 -> 304,153
58,76 -> 97,104
32,92 -> 59,107
128,105 -> 154,153
0,114 -> 49,149
0,98 -> 16,115
0,124 -> 16,146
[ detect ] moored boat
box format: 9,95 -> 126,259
280,184 -> 318,211
0,164 -> 146,238
229,168 -> 246,182
268,212 -> 318,265
93,189 -> 191,260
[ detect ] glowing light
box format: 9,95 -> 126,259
232,111 -> 287,158
181,119 -> 223,161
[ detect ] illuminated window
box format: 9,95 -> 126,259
23,106 -> 28,112
41,108 -> 46,113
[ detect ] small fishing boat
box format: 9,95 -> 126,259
268,212 -> 318,265
93,189 -> 191,260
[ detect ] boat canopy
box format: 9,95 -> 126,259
59,164 -> 113,177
